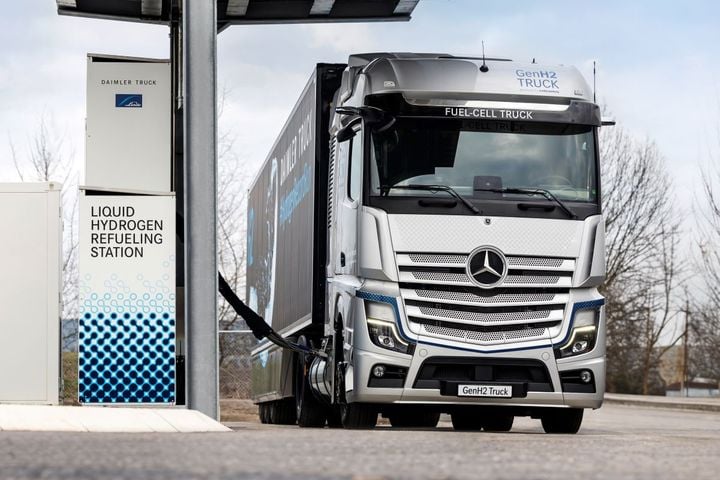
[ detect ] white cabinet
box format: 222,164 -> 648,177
0,183 -> 61,404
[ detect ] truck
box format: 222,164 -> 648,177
248,53 -> 607,433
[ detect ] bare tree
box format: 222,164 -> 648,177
217,137 -> 249,332
215,88 -> 250,332
687,304 -> 720,381
10,113 -> 79,351
637,225 -> 682,394
215,89 -> 255,398
691,157 -> 720,382
600,123 -> 684,394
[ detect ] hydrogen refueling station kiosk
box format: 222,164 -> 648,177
50,0 -> 419,419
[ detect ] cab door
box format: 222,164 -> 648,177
329,122 -> 363,277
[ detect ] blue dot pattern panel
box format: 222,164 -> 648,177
79,298 -> 176,404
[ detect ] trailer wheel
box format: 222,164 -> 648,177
541,408 -> 583,434
295,337 -> 327,428
388,410 -> 440,428
267,402 -> 278,424
341,403 -> 377,429
258,403 -> 270,424
450,410 -> 484,431
270,399 -> 296,425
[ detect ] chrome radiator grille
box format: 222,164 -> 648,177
397,252 -> 574,346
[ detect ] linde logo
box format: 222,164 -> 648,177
115,94 -> 143,108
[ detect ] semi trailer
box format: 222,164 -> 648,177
248,53 -> 607,433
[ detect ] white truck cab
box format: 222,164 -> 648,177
250,54 -> 606,433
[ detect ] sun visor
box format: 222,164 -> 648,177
366,93 -> 602,126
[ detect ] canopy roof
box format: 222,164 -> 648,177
55,0 -> 419,27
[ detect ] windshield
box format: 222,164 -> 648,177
370,118 -> 598,203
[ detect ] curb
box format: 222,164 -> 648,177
604,395 -> 720,413
0,405 -> 232,433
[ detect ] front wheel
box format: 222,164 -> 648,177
450,410 -> 484,431
341,403 -> 377,429
541,408 -> 584,434
482,413 -> 514,432
388,410 -> 440,428
326,407 -> 343,428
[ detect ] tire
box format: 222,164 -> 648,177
258,403 -> 270,424
450,410 -> 484,431
341,403 -> 378,429
295,339 -> 328,428
482,413 -> 514,432
388,410 -> 440,428
541,408 -> 584,434
326,407 -> 343,428
267,402 -> 277,424
273,398 -> 297,425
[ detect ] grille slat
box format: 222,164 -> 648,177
407,305 -> 563,326
420,322 -> 547,344
397,253 -> 575,271
403,288 -> 568,307
396,251 -> 574,346
399,271 -> 572,288
408,253 -> 466,264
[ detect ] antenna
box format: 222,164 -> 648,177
593,60 -> 597,103
480,41 -> 489,72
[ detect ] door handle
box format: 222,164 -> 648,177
340,252 -> 346,267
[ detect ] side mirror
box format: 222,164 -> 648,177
336,124 -> 357,143
335,106 -> 362,117
336,105 -> 394,127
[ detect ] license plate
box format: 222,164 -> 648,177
457,384 -> 513,398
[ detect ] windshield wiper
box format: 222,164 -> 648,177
383,184 -> 481,215
474,187 -> 578,219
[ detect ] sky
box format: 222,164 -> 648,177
1,0 -> 719,222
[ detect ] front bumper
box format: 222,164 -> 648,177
348,341 -> 605,409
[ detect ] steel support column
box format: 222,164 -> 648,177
182,0 -> 219,419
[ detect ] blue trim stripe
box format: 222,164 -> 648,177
356,290 -> 605,355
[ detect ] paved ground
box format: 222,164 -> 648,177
0,404 -> 718,480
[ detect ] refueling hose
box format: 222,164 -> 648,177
218,272 -> 323,357
176,212 -> 324,357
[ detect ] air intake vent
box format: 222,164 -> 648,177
327,138 -> 336,229
397,251 -> 575,346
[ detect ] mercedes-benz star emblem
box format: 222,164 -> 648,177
466,246 -> 508,289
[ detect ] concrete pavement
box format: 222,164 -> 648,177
0,403 -> 718,479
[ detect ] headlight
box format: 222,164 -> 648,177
556,308 -> 599,358
573,309 -> 596,328
365,301 -> 414,355
367,319 -> 413,354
